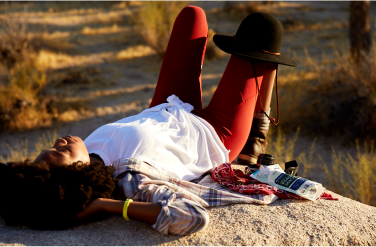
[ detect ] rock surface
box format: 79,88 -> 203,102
1,190 -> 375,246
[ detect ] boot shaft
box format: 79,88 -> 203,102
238,117 -> 270,165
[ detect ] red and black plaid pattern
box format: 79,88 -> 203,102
111,158 -> 277,235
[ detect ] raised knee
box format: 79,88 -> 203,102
178,5 -> 206,23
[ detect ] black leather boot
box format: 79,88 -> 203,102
237,113 -> 270,165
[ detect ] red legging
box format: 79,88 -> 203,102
150,6 -> 269,162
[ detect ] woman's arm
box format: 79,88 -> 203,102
76,198 -> 162,225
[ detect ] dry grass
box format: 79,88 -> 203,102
37,50 -> 76,70
37,50 -> 117,70
321,140 -> 376,206
0,74 -> 90,131
266,127 -> 300,168
0,10 -> 43,69
117,45 -> 155,60
0,11 -> 107,131
264,127 -> 376,206
0,130 -> 58,162
0,5 -> 52,131
274,46 -> 376,204
0,2 -> 162,132
277,44 -> 376,140
266,127 -> 315,176
81,23 -> 129,35
0,58 -> 50,131
131,1 -> 188,58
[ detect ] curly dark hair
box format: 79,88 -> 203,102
0,159 -> 118,230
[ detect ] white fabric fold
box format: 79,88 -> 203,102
84,95 -> 229,181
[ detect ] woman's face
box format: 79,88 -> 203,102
35,135 -> 90,164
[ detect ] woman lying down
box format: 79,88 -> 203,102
0,6 -> 297,235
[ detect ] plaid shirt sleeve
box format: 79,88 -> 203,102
112,158 -> 277,235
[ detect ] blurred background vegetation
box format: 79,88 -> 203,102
0,1 -> 375,206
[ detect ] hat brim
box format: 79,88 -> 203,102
213,33 -> 297,67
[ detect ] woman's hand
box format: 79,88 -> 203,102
76,198 -> 106,222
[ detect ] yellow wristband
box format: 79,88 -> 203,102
123,199 -> 133,221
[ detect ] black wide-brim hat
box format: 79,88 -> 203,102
214,12 -> 297,67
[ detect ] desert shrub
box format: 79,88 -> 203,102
321,140 -> 376,206
277,45 -> 376,140
0,61 -> 95,131
305,48 -> 376,138
131,1 -> 188,58
0,5 -> 89,132
0,5 -> 54,131
0,58 -> 51,131
0,10 -> 42,69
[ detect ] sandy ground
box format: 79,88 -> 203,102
1,1 -> 376,245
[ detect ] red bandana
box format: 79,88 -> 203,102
212,163 -> 338,200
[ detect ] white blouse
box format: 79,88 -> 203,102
84,95 -> 229,181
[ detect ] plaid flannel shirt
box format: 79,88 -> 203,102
112,158 -> 277,235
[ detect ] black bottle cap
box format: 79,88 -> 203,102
257,154 -> 275,165
284,160 -> 299,176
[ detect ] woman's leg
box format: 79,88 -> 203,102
255,64 -> 277,112
237,64 -> 277,165
149,6 -> 208,109
193,55 -> 269,162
